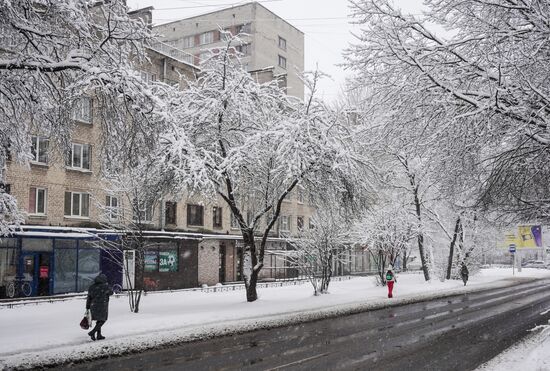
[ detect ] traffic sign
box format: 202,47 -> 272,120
509,244 -> 516,253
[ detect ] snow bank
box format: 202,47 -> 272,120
1,268 -> 548,369
476,327 -> 550,371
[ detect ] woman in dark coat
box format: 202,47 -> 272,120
460,263 -> 469,286
86,273 -> 113,341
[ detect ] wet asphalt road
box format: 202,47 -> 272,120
63,279 -> 550,371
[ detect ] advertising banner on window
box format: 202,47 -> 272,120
144,251 -> 158,272
159,250 -> 178,272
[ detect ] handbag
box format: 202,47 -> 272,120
80,309 -> 92,330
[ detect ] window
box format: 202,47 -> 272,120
140,71 -> 149,83
297,188 -> 305,204
297,216 -> 304,231
64,191 -> 90,218
151,74 -> 157,82
236,43 -> 251,56
72,97 -> 92,124
67,143 -> 91,170
105,195 -> 118,220
187,204 -> 204,226
182,35 -> 194,48
31,136 -> 48,164
278,55 -> 287,69
144,251 -> 158,272
200,31 -> 214,45
213,206 -> 223,229
230,213 -> 240,229
278,36 -> 287,50
133,199 -> 153,222
0,183 -> 10,194
29,187 -> 46,215
183,54 -> 194,65
280,215 -> 290,232
236,23 -> 251,34
165,201 -> 177,225
199,51 -> 210,63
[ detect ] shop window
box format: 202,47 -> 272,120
213,206 -> 223,229
159,249 -> 178,272
64,192 -> 90,218
187,204 -> 204,226
0,240 -> 18,293
67,143 -> 91,170
54,248 -> 77,294
22,238 -> 53,252
77,248 -> 100,291
31,136 -> 48,164
165,201 -> 177,225
29,187 -> 47,215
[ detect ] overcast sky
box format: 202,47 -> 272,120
127,0 -> 425,101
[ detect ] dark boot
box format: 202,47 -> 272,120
88,330 -> 96,341
96,321 -> 105,340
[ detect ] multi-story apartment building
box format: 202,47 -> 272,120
154,1 -> 305,99
0,6 -> 367,300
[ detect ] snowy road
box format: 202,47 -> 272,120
62,278 -> 550,371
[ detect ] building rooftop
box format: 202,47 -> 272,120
154,1 -> 304,35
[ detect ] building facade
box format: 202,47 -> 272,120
154,2 -> 305,99
0,5 -> 369,299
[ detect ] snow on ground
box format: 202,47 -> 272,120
476,327 -> 550,371
1,268 -> 549,369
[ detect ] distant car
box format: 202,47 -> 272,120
524,261 -> 546,269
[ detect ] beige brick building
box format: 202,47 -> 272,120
154,2 -> 305,99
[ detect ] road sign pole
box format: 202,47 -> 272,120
509,244 -> 517,276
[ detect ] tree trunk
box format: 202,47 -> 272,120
413,185 -> 430,281
446,217 -> 461,280
242,229 -> 260,302
246,268 -> 259,302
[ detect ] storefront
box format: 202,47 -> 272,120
0,229 -> 122,299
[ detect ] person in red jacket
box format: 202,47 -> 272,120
386,265 -> 397,298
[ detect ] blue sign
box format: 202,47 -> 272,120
509,244 -> 516,253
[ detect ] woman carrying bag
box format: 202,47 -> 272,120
86,273 -> 114,341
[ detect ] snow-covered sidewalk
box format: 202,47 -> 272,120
1,268 -> 549,369
476,318 -> 550,371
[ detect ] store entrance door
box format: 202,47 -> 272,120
21,252 -> 51,296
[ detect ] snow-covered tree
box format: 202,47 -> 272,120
352,199 -> 417,285
0,0 -> 172,234
346,0 -> 550,222
285,205 -> 354,296
162,35 -> 369,302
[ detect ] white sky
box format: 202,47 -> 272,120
127,0 -> 425,101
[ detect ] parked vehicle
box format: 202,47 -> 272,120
523,261 -> 546,269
